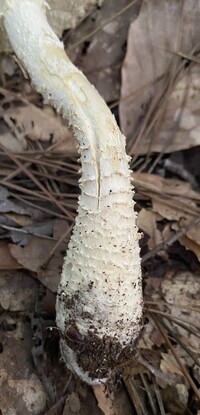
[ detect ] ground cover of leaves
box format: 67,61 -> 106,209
0,1 -> 200,414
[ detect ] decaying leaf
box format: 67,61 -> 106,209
179,235 -> 200,262
0,270 -> 38,311
161,271 -> 200,353
0,123 -> 27,152
134,172 -> 200,261
68,0 -> 141,102
0,240 -> 21,269
120,0 -> 200,154
160,350 -> 185,377
0,314 -> 48,414
9,237 -> 66,292
0,87 -> 77,154
134,172 -> 200,201
137,208 -> 162,249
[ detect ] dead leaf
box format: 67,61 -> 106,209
68,0 -> 141,102
179,218 -> 200,246
0,314 -> 48,414
161,271 -> 200,352
160,351 -> 184,376
120,0 -> 200,154
179,235 -> 200,262
93,385 -> 114,415
93,383 -> 133,415
152,199 -> 192,222
0,189 -> 30,215
138,320 -> 155,350
53,219 -> 69,239
0,126 -> 27,152
133,172 -> 200,201
137,208 -> 162,249
67,392 -> 81,413
9,238 -> 48,273
9,237 -> 64,292
0,270 -> 38,311
0,240 -> 21,269
4,212 -> 34,227
0,87 -> 77,154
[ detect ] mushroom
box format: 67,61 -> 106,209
0,0 -> 143,385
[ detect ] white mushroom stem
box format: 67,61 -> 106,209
0,0 -> 143,385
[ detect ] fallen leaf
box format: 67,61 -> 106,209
0,87 -> 77,154
0,270 -> 38,311
4,212 -> 34,227
67,392 -> 81,413
133,172 -> 200,201
53,219 -> 69,239
0,126 -> 27,152
9,238 -> 49,273
161,271 -> 200,352
120,0 -> 200,154
179,218 -> 200,246
160,350 -> 184,376
68,0 -> 141,102
179,235 -> 200,262
0,240 -> 21,269
137,208 -> 162,249
9,237 -> 65,292
0,315 -> 48,414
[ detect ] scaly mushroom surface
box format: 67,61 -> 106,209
0,0 -> 143,385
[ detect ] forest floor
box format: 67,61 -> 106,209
0,1 -> 200,414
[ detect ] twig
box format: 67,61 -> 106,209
150,313 -> 200,401
142,215 -> 200,263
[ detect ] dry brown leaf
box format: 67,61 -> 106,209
53,219 -> 69,239
160,352 -> 189,406
134,172 -> 200,229
5,212 -> 34,227
65,392 -> 81,413
9,238 -> 50,273
0,87 -> 77,154
152,199 -> 190,222
9,237 -> 64,292
0,240 -> 21,269
0,128 -> 27,152
134,172 -> 200,260
68,0 -> 141,102
138,320 -> 155,350
93,385 -> 114,415
0,315 -> 48,414
160,351 -> 184,376
161,271 -> 200,353
171,220 -> 200,261
179,218 -> 200,246
137,208 -> 162,249
120,0 -> 200,154
0,270 -> 38,311
134,172 -> 200,201
179,235 -> 200,262
93,384 -> 132,415
8,105 -> 76,148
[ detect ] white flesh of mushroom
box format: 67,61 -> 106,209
0,0 -> 143,385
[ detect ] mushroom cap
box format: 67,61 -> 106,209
0,0 -> 104,53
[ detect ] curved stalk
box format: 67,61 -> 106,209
0,0 -> 143,384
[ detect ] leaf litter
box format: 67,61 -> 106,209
1,1 -> 200,414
